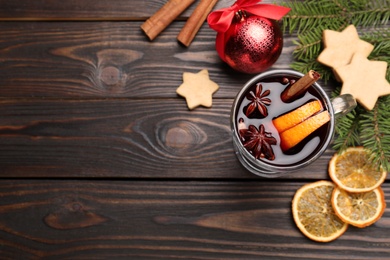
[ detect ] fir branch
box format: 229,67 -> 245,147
362,29 -> 390,81
281,0 -> 390,33
359,96 -> 390,171
292,25 -> 330,60
332,85 -> 362,151
332,108 -> 361,152
281,1 -> 347,33
349,0 -> 390,26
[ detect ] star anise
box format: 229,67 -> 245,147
239,124 -> 277,160
245,83 -> 271,117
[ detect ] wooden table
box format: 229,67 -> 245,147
0,0 -> 389,259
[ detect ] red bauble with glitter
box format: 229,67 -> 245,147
222,12 -> 283,74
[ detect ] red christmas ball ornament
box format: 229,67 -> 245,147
223,11 -> 283,74
207,0 -> 291,74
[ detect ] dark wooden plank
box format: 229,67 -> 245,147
0,180 -> 389,259
0,98 -> 336,179
0,0 -> 239,20
0,21 -> 300,99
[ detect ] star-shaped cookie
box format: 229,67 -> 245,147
176,69 -> 219,110
335,53 -> 390,110
317,25 -> 374,71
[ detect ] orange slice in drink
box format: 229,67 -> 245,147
331,186 -> 386,228
329,147 -> 387,193
279,110 -> 330,151
272,100 -> 323,133
292,181 -> 348,242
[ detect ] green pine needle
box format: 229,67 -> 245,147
281,1 -> 347,34
281,0 -> 390,171
332,107 -> 361,152
350,0 -> 390,26
360,96 -> 390,171
292,28 -> 323,60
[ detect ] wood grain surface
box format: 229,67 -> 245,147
0,98 -> 335,179
0,21 -> 295,98
0,180 -> 389,259
0,0 -> 239,20
0,0 -> 389,258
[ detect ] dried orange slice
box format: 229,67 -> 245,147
272,100 -> 323,133
331,186 -> 386,228
280,110 -> 330,151
329,147 -> 387,193
292,180 -> 348,242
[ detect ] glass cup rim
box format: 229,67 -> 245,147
231,69 -> 335,176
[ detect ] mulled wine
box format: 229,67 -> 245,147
231,70 -> 348,177
235,74 -> 331,165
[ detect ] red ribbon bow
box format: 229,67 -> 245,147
207,0 -> 290,61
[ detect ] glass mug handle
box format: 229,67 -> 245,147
331,94 -> 357,119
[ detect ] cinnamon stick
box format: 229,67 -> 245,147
177,0 -> 219,47
281,70 -> 321,102
141,0 -> 195,41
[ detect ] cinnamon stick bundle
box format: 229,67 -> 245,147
177,0 -> 219,47
141,0 -> 195,41
281,70 -> 321,102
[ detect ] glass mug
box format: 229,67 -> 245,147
231,69 -> 356,177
